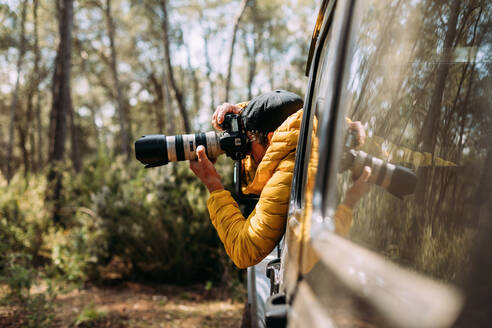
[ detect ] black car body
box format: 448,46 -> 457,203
246,0 -> 492,327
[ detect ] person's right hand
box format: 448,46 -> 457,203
212,103 -> 242,131
189,146 -> 224,193
342,166 -> 372,208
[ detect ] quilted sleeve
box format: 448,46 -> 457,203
207,170 -> 292,268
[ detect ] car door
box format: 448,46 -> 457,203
288,0 -> 492,327
280,0 -> 349,301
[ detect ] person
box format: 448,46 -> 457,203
189,90 -> 371,268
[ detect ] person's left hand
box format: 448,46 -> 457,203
342,166 -> 372,208
348,120 -> 366,147
212,103 -> 242,131
189,145 -> 224,193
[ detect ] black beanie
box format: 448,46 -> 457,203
241,90 -> 303,133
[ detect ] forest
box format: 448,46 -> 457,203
0,0 -> 315,326
338,0 -> 492,295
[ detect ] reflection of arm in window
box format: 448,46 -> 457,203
336,166 -> 372,236
334,204 -> 353,236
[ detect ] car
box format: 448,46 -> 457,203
243,0 -> 492,327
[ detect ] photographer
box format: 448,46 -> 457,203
190,90 -> 371,268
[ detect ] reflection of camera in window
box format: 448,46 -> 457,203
339,131 -> 417,198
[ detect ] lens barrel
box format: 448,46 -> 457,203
350,150 -> 417,198
135,135 -> 168,167
135,132 -> 223,168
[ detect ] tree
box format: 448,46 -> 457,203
34,0 -> 44,171
47,0 -> 74,224
6,0 -> 28,183
415,0 -> 461,205
159,0 -> 191,133
224,0 -> 251,102
104,0 -> 132,159
419,0 -> 461,152
241,0 -> 266,99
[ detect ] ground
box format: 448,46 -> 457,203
0,282 -> 245,328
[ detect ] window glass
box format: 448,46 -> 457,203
297,0 -> 354,275
331,0 -> 492,293
300,1 -> 344,207
281,2 -> 341,295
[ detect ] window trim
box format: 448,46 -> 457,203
290,0 -> 337,210
309,0 -> 357,224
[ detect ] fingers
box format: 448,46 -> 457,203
360,166 -> 371,183
189,146 -> 212,176
349,121 -> 366,146
352,166 -> 372,191
189,145 -> 224,192
212,103 -> 241,130
196,145 -> 207,162
344,166 -> 373,208
195,145 -> 218,168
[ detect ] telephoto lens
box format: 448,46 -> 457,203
135,132 -> 223,168
341,149 -> 417,198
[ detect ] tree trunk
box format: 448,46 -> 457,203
185,43 -> 200,117
105,0 -> 131,159
266,24 -> 274,90
160,0 -> 191,133
6,0 -> 28,183
17,119 -> 29,175
415,0 -> 460,206
69,102 -> 81,171
34,0 -> 43,171
203,31 -> 216,114
419,0 -> 460,152
26,83 -> 36,172
224,0 -> 250,102
246,36 -> 257,100
245,22 -> 262,100
350,0 -> 403,119
148,72 -> 165,133
162,65 -> 174,134
49,0 -> 74,164
25,0 -> 43,172
47,0 -> 74,226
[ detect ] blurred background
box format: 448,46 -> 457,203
0,0 -> 316,326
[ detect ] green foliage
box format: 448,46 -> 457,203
1,148 -> 238,290
72,155 -> 234,284
1,253 -> 34,302
50,218 -> 104,282
73,303 -> 108,327
23,291 -> 56,328
0,174 -> 57,327
229,276 -> 247,303
1,152 -> 236,286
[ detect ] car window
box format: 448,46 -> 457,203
328,0 -> 491,295
297,43 -> 328,206
299,0 -> 345,209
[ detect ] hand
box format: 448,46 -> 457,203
343,166 -> 372,208
212,103 -> 242,131
347,119 -> 366,147
189,145 -> 224,193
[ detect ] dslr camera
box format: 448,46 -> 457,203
135,113 -> 251,167
339,130 -> 417,198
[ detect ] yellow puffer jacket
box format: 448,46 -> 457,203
207,109 -> 302,268
207,109 -> 353,268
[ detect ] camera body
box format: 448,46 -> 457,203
219,113 -> 251,161
135,113 -> 252,167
